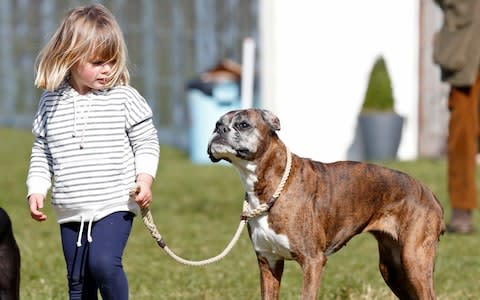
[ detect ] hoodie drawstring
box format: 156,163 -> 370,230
72,97 -> 92,149
76,215 -> 85,247
72,98 -> 78,137
86,215 -> 94,243
76,215 -> 95,247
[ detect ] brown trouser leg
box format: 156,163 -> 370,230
447,73 -> 480,210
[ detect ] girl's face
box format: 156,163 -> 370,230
70,58 -> 113,94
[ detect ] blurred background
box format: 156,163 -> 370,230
2,2 -> 480,298
0,0 -> 448,163
0,0 -> 258,149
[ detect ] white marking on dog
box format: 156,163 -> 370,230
234,160 -> 258,192
235,161 -> 293,267
249,213 -> 293,268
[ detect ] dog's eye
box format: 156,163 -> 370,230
237,121 -> 250,130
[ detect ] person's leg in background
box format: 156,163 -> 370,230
447,73 -> 480,233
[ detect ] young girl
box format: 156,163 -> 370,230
26,4 -> 159,299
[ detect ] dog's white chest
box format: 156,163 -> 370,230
249,216 -> 293,261
240,168 -> 293,263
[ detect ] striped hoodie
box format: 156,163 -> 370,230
27,82 -> 160,227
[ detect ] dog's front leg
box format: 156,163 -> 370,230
300,253 -> 327,300
257,255 -> 284,300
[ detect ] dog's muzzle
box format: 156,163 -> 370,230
207,148 -> 221,162
207,133 -> 223,162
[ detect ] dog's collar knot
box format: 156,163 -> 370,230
241,148 -> 292,220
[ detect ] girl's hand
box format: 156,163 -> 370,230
135,174 -> 154,209
28,194 -> 48,221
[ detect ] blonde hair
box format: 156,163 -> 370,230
35,4 -> 130,91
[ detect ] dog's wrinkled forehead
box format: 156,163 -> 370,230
223,109 -> 281,132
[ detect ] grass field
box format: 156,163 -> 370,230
1,127 -> 479,299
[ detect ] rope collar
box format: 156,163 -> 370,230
241,147 -> 292,220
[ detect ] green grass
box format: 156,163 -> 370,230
1,127 -> 479,299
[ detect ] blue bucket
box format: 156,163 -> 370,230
188,82 -> 240,164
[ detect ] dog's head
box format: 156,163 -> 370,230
207,109 -> 281,163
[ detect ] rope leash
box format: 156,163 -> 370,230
139,206 -> 247,266
134,148 -> 292,267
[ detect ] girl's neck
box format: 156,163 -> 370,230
68,78 -> 92,95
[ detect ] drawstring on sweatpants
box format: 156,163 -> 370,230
76,215 -> 94,247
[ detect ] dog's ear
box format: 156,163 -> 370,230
260,109 -> 281,131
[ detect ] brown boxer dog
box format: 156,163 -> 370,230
207,109 -> 445,300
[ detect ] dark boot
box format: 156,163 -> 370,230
447,208 -> 474,234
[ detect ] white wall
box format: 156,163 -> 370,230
260,0 -> 418,162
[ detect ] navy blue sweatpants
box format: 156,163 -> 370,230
60,211 -> 134,300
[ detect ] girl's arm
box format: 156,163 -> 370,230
128,120 -> 159,209
129,120 -> 158,209
28,193 -> 47,221
135,173 -> 154,208
124,87 -> 160,208
26,136 -> 52,221
128,118 -> 160,180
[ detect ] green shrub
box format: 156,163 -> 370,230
361,56 -> 395,112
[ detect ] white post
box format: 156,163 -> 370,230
241,37 -> 255,108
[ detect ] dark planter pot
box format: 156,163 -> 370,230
358,112 -> 404,161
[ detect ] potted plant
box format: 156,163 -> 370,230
358,55 -> 404,160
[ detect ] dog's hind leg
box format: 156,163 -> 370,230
397,216 -> 441,300
374,227 -> 440,300
257,255 -> 284,300
373,232 -> 418,299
